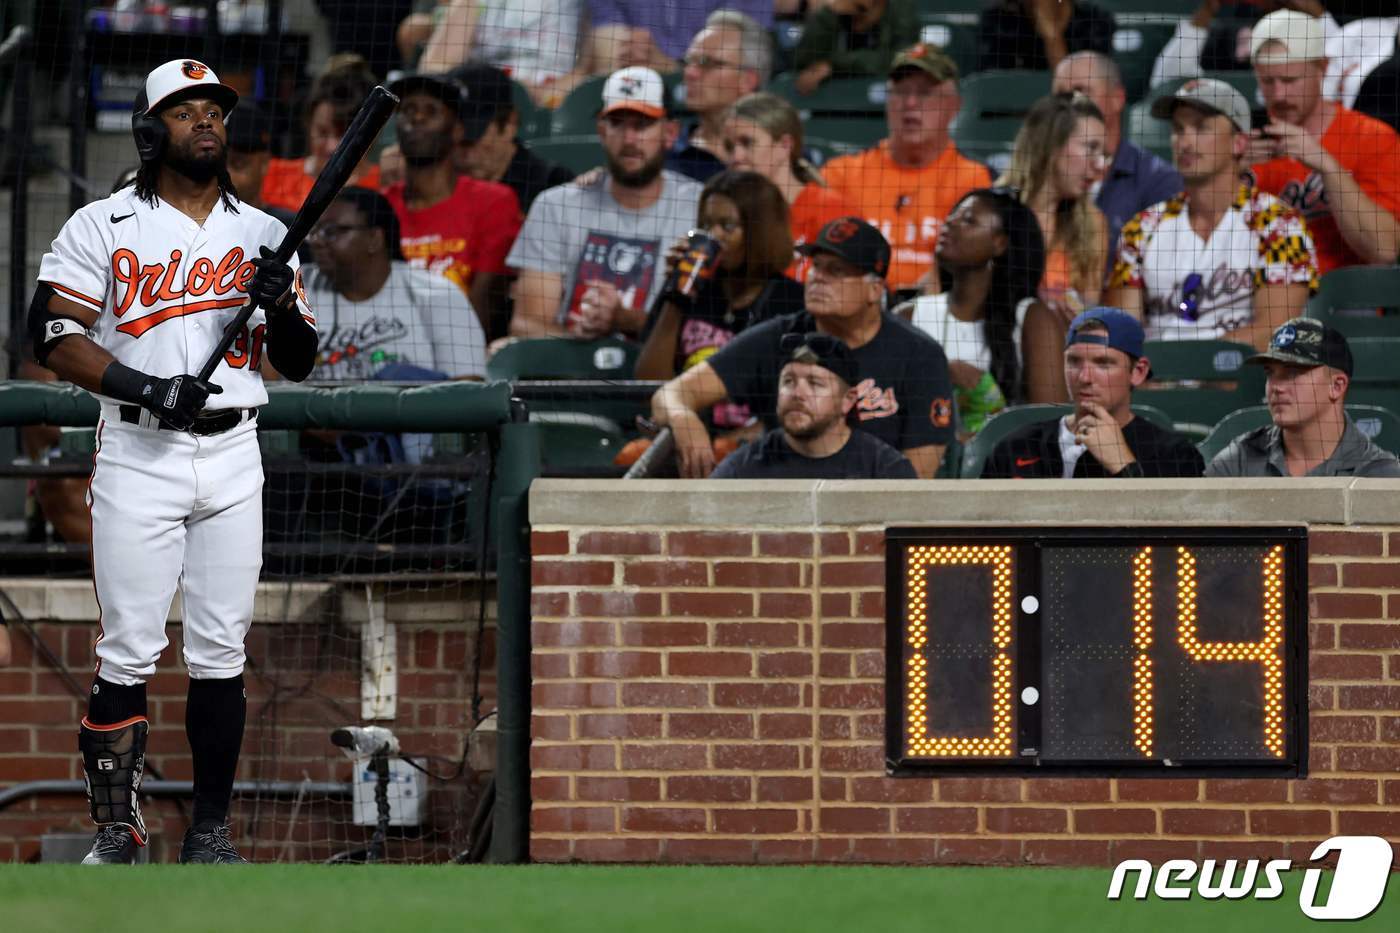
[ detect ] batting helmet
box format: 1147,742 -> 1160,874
132,59 -> 239,162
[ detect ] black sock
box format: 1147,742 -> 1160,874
87,678 -> 147,725
186,675 -> 247,829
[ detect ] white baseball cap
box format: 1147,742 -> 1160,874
600,67 -> 665,120
140,58 -> 239,116
1250,10 -> 1326,65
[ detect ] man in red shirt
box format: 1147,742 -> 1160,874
384,73 -> 523,336
1246,9 -> 1400,273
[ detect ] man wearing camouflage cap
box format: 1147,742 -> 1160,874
1206,317 -> 1400,477
1106,78 -> 1316,350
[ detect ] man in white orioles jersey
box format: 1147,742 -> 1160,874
30,59 -> 319,865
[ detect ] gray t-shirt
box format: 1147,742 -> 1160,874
506,170 -> 703,327
1206,417 -> 1400,477
304,262 -> 486,381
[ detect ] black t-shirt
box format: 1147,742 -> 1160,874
977,0 -> 1116,72
708,311 -> 956,452
506,143 -> 576,212
1355,54 -> 1400,134
667,125 -> 726,183
982,414 -> 1204,479
712,427 -> 918,479
640,275 -> 807,371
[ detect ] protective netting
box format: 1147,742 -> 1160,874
0,0 -> 1399,862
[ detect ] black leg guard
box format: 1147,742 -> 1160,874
78,716 -> 150,846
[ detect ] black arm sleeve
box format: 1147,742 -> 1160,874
265,305 -> 319,383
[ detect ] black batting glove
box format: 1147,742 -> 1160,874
248,246 -> 294,311
141,374 -> 223,431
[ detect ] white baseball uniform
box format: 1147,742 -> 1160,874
38,186 -> 314,685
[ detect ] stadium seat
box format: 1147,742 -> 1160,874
513,79 -> 548,140
952,70 -> 1051,171
1112,22 -> 1177,103
917,18 -> 978,77
524,136 -> 606,174
487,335 -> 643,428
1342,337 -> 1400,411
534,415 -> 628,476
1132,339 -> 1265,441
1096,0 -> 1200,15
1305,266 -> 1400,338
552,72 -> 686,137
1197,404 -> 1400,464
768,75 -> 889,152
962,402 -> 1174,479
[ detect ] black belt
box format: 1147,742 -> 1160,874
117,405 -> 257,436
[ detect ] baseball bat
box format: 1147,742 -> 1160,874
196,84 -> 400,384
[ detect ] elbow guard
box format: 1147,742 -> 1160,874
28,284 -> 90,366
265,306 -> 319,383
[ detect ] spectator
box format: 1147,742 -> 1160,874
650,217 -> 956,479
384,72 -> 523,335
721,92 -> 854,268
997,93 -> 1111,326
977,0 -> 1116,73
903,187 -> 1059,434
1052,52 -> 1183,266
982,308 -> 1205,478
261,56 -> 383,214
636,169 -> 805,382
414,0 -> 583,102
303,188 -> 486,382
1206,318 -> 1400,476
1151,1 -> 1399,109
224,102 -> 297,232
1353,33 -> 1400,131
711,333 -> 918,478
792,0 -> 920,95
583,0 -> 775,76
506,68 -> 703,339
821,44 -> 992,293
671,11 -> 771,182
1246,10 -> 1400,271
450,64 -> 576,212
1107,79 -> 1316,349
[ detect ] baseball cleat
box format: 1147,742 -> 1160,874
178,823 -> 248,864
81,825 -> 141,864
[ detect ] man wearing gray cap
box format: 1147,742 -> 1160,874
1206,317 -> 1400,477
1246,8 -> 1400,272
1107,78 -> 1316,349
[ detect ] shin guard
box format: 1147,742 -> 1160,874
79,716 -> 149,846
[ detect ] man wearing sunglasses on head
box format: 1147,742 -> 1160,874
651,216 -> 954,479
1105,79 -> 1316,351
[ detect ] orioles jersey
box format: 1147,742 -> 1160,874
37,186 -> 315,410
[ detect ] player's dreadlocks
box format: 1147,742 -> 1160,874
133,159 -> 241,213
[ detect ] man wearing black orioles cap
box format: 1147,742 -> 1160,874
651,216 -> 955,479
711,332 -> 917,479
1206,317 -> 1400,477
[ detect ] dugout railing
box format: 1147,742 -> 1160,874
0,379 -> 538,864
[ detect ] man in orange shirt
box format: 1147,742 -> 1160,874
1246,10 -> 1400,273
821,43 -> 992,293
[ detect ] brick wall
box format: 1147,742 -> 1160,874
529,524 -> 1400,865
0,583 -> 495,864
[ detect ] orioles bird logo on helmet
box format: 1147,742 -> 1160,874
181,61 -> 209,80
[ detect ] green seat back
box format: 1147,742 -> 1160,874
1305,266 -> 1400,338
1133,339 -> 1265,440
768,75 -> 889,153
1198,404 -> 1400,464
917,18 -> 978,77
952,70 -> 1051,170
535,416 -> 627,476
962,402 -> 1173,478
513,79 -> 548,140
1097,0 -> 1208,16
487,336 -> 643,428
1343,337 -> 1400,410
1112,22 -> 1178,102
522,136 -> 606,175
1125,98 -> 1171,161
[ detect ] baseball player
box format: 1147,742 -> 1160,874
31,59 -> 319,864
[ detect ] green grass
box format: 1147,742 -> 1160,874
0,864 -> 1393,933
